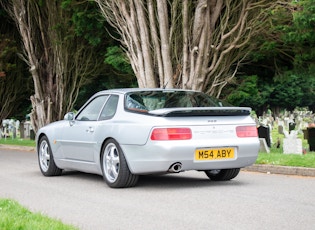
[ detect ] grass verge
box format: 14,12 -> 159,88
0,138 -> 35,147
256,151 -> 315,168
0,199 -> 77,230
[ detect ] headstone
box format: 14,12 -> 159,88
23,121 -> 31,138
283,131 -> 302,154
283,138 -> 303,154
307,127 -> 315,151
13,127 -> 16,139
258,125 -> 271,147
30,129 -> 35,140
20,122 -> 24,138
278,125 -> 284,135
4,127 -> 7,139
259,138 -> 270,153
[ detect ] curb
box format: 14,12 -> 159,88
243,164 -> 315,177
0,144 -> 36,152
1,145 -> 314,177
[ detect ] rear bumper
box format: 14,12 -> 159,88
121,138 -> 260,174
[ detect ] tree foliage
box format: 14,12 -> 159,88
0,36 -> 29,121
249,0 -> 315,72
226,75 -> 271,110
283,0 -> 315,68
226,70 -> 315,116
104,46 -> 133,75
226,0 -> 315,115
0,9 -> 31,122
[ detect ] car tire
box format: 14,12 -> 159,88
101,139 -> 139,188
38,136 -> 62,176
204,168 -> 240,181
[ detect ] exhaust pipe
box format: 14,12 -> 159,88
168,162 -> 182,173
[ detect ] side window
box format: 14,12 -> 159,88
99,95 -> 119,120
125,94 -> 148,112
76,95 -> 108,121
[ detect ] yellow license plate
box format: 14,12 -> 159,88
195,148 -> 235,161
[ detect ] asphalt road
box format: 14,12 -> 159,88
1,149 -> 315,230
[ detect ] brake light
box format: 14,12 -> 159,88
151,128 -> 192,140
236,126 -> 258,137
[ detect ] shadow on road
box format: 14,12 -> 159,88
37,170 -> 246,189
137,173 -> 245,189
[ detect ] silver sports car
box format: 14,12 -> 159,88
36,88 -> 259,188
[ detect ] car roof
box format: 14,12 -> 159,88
94,88 -> 199,96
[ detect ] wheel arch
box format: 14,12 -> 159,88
37,133 -> 58,160
37,133 -> 48,151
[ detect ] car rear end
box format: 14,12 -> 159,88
121,107 -> 259,174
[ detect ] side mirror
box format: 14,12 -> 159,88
64,112 -> 75,121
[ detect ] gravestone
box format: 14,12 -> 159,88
20,122 -> 24,139
283,131 -> 302,154
13,127 -> 16,139
23,121 -> 31,138
307,127 -> 315,151
278,125 -> 284,135
259,138 -> 270,153
258,125 -> 271,147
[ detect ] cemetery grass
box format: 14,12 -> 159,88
257,148 -> 315,168
0,198 -> 77,230
256,126 -> 315,168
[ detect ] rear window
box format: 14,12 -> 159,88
125,90 -> 230,113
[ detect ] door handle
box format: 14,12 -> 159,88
86,127 -> 94,133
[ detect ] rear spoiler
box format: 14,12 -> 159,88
148,107 -> 251,117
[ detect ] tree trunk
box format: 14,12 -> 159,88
97,0 -> 279,96
3,0 -> 105,132
11,1 -> 51,132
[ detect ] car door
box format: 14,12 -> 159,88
60,95 -> 109,162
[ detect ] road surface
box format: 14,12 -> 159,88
1,149 -> 315,230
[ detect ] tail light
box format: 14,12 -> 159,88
151,128 -> 192,140
236,126 -> 258,137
